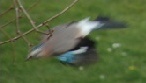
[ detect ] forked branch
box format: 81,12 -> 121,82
0,0 -> 79,45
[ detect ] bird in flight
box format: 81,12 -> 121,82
26,16 -> 126,66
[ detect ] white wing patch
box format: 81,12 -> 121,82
72,47 -> 88,54
77,17 -> 104,36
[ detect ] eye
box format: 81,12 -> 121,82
26,56 -> 33,61
28,56 -> 33,60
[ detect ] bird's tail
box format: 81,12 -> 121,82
95,16 -> 127,29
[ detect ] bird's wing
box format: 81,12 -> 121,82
74,48 -> 98,66
41,22 -> 82,55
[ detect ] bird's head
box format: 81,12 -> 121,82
26,43 -> 51,61
26,46 -> 43,61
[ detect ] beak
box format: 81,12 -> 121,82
25,56 -> 33,62
25,46 -> 43,62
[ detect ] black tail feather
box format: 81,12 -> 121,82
95,16 -> 127,29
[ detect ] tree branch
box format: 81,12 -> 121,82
0,0 -> 79,45
17,0 -> 49,35
0,5 -> 14,18
14,0 -> 33,48
0,0 -> 40,29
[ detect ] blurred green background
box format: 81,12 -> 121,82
0,0 -> 146,83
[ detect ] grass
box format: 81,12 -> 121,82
0,0 -> 146,83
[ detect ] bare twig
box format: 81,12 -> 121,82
0,0 -> 79,45
0,19 -> 15,29
14,0 -> 33,48
17,0 -> 49,35
27,0 -> 40,10
0,5 -> 14,18
0,28 -> 11,41
0,0 -> 40,29
46,29 -> 54,40
44,24 -> 53,40
14,0 -> 20,33
41,0 -> 79,26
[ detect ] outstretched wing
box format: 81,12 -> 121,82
41,22 -> 82,55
